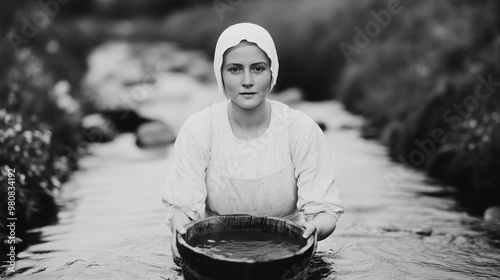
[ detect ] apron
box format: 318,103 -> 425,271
204,102 -> 302,223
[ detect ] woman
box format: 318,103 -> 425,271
162,23 -> 344,260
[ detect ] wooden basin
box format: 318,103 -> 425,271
176,215 -> 316,280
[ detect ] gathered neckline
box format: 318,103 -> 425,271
225,100 -> 275,142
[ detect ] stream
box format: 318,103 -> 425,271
5,41 -> 500,280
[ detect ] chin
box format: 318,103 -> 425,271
234,98 -> 266,110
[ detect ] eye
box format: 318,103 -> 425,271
252,65 -> 268,73
227,66 -> 241,73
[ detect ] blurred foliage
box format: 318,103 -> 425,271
0,110 -> 62,235
335,0 -> 500,210
56,0 -> 208,19
0,0 -> 85,250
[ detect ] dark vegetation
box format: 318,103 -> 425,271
1,0 -> 499,267
334,0 -> 500,211
1,0 -> 85,263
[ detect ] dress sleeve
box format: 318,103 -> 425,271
161,108 -> 212,231
290,110 -> 344,222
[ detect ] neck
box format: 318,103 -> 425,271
228,99 -> 271,138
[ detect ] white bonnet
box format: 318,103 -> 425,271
213,22 -> 279,96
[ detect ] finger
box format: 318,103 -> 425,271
171,235 -> 180,257
172,246 -> 180,259
302,224 -> 316,239
176,225 -> 187,235
171,235 -> 181,266
173,256 -> 182,267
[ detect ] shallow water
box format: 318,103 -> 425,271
5,101 -> 500,280
4,42 -> 500,279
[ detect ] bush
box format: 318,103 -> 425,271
0,52 -> 82,246
0,1 -> 87,256
0,111 -> 60,235
336,0 -> 500,209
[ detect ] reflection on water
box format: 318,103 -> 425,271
307,252 -> 337,280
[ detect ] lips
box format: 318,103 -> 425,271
240,92 -> 257,95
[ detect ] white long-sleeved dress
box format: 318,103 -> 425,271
162,99 -> 343,229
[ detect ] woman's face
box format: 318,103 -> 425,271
222,43 -> 272,110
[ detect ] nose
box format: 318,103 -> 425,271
242,70 -> 253,88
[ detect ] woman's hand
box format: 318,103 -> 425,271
302,222 -> 317,239
171,225 -> 186,266
302,221 -> 318,254
302,212 -> 338,241
170,208 -> 191,266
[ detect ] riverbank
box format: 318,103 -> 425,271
0,2 -> 90,257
